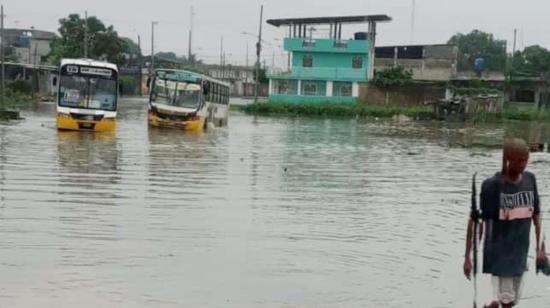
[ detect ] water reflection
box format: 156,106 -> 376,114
146,126 -> 230,208
57,131 -> 120,174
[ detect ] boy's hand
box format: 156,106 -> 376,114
537,249 -> 548,262
463,257 -> 472,280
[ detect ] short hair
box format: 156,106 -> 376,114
501,138 -> 529,175
503,138 -> 529,155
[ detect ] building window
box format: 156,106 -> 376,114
514,90 -> 535,103
340,84 -> 352,97
352,56 -> 363,69
276,80 -> 291,95
303,55 -> 313,68
334,82 -> 352,97
303,82 -> 317,96
334,41 -> 348,48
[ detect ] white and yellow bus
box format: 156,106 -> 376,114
56,59 -> 119,132
148,69 -> 230,131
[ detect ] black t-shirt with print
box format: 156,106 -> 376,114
480,172 -> 540,276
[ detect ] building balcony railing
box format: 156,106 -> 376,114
285,38 -> 369,53
271,67 -> 368,81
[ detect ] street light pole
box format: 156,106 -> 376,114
188,6 -> 194,65
151,21 -> 158,75
254,5 -> 264,103
84,11 -> 88,58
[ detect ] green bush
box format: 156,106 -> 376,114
119,75 -> 140,95
243,102 -> 434,119
7,80 -> 32,94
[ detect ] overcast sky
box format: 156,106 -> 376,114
2,0 -> 549,66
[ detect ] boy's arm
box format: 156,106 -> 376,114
532,174 -> 543,257
533,214 -> 542,255
464,218 -> 473,258
463,218 -> 474,279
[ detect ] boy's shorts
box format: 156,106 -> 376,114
492,275 -> 524,305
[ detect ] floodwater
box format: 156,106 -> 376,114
1,98 -> 550,307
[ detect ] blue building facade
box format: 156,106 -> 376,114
266,15 -> 391,103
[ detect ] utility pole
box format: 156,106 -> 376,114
138,34 -> 143,96
271,53 -> 275,74
246,43 -> 249,69
254,5 -> 264,103
220,36 -> 224,80
188,6 -> 194,65
84,11 -> 88,58
223,52 -> 226,79
512,28 -> 517,56
1,5 -> 4,108
151,21 -> 157,75
410,0 -> 416,44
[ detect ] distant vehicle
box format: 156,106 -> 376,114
148,69 -> 230,131
55,59 -> 119,132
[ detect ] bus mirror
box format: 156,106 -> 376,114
52,77 -> 57,87
203,83 -> 210,95
146,77 -> 151,89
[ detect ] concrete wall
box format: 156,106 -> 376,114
374,45 -> 458,82
359,83 -> 447,106
454,71 -> 506,82
14,40 -> 51,65
374,58 -> 456,81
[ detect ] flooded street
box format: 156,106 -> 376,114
1,98 -> 550,307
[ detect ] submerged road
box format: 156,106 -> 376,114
1,97 -> 549,307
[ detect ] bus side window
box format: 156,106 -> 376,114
225,87 -> 228,104
212,84 -> 216,103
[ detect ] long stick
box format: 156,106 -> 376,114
1,5 -> 4,108
471,172 -> 479,308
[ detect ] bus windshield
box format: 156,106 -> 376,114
151,78 -> 201,109
58,67 -> 118,111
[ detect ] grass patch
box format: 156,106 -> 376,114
241,101 -> 550,124
472,108 -> 550,123
242,102 -> 434,120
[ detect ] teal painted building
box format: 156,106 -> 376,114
266,15 -> 391,103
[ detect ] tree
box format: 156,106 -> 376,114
155,51 -> 178,61
448,30 -> 507,72
512,45 -> 550,77
253,67 -> 268,84
48,14 -> 134,65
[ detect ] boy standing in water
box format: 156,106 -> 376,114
463,139 -> 545,308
